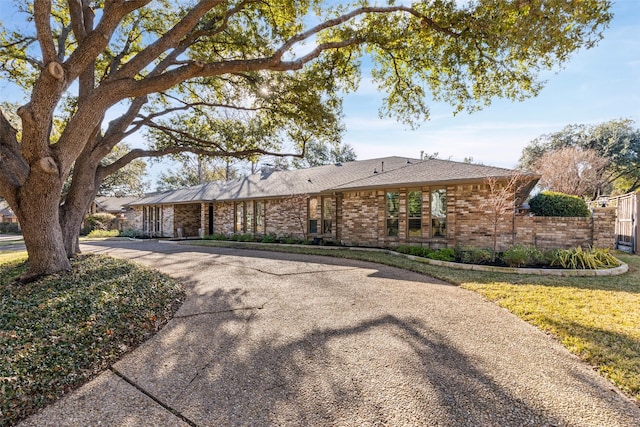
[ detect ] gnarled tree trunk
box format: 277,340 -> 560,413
15,170 -> 71,280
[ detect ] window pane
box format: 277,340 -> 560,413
322,197 -> 332,219
309,198 -> 318,219
322,197 -> 332,234
431,189 -> 446,218
408,191 -> 422,217
431,189 -> 447,237
408,218 -> 422,237
255,201 -> 264,233
235,202 -> 244,233
245,202 -> 253,233
387,219 -> 398,237
386,192 -> 399,217
309,219 -> 318,234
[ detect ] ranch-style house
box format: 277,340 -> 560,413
127,156 -> 615,251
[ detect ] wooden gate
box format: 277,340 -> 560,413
606,192 -> 638,253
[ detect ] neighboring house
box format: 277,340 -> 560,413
127,156 -> 615,250
0,204 -> 18,224
89,196 -> 139,230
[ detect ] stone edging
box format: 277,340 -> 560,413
167,239 -> 629,277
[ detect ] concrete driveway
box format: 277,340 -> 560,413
20,240 -> 640,426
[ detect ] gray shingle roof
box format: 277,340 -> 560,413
333,158 -> 530,190
128,156 -> 536,206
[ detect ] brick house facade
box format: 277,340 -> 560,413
128,157 -> 616,250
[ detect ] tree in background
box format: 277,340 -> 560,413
98,143 -> 148,196
533,147 -> 608,197
519,119 -> 640,198
292,140 -> 357,169
156,154 -> 237,191
0,1 -> 612,279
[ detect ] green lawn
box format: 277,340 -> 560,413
185,240 -> 640,401
0,253 -> 184,426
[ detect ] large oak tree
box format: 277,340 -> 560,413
0,0 -> 611,280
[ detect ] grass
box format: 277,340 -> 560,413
185,240 -> 640,401
0,253 -> 185,426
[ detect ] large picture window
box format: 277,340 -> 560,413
408,190 -> 422,237
386,191 -> 400,237
431,189 -> 447,237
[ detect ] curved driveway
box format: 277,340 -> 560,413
22,240 -> 640,427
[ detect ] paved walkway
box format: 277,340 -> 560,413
20,240 -> 640,426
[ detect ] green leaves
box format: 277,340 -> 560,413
0,255 -> 184,425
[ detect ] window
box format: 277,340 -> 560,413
255,201 -> 264,234
322,197 -> 333,234
245,201 -> 254,233
234,202 -> 244,233
309,197 -> 318,234
408,190 -> 422,237
142,206 -> 148,234
431,189 -> 447,237
386,191 -> 399,237
155,207 -> 161,235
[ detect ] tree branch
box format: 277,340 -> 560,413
34,0 -> 58,63
0,110 -> 30,193
100,145 -> 300,178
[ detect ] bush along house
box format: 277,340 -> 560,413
127,156 -> 616,251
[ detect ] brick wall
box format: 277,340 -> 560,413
213,201 -> 234,235
173,204 -> 200,237
592,207 -> 616,249
452,183 -> 516,251
340,190 -> 379,246
161,205 -> 174,238
265,196 -> 308,238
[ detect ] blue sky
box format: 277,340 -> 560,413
1,0 -> 638,181
340,0 -> 640,168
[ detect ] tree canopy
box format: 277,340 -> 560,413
291,140 -> 357,169
519,119 -> 640,198
0,0 -> 613,278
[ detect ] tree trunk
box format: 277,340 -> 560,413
15,171 -> 71,280
60,152 -> 102,257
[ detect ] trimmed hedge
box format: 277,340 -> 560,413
529,191 -> 590,217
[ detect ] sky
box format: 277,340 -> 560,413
1,0 -> 639,183
339,0 -> 640,168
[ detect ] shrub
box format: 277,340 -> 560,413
120,228 -> 141,238
237,233 -> 255,242
427,248 -> 455,262
501,245 -> 544,267
460,248 -> 493,265
408,246 -> 425,256
261,234 -> 278,243
87,229 -> 120,238
529,191 -> 590,217
83,212 -> 118,234
0,222 -> 20,234
396,245 -> 411,254
551,246 -> 621,269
